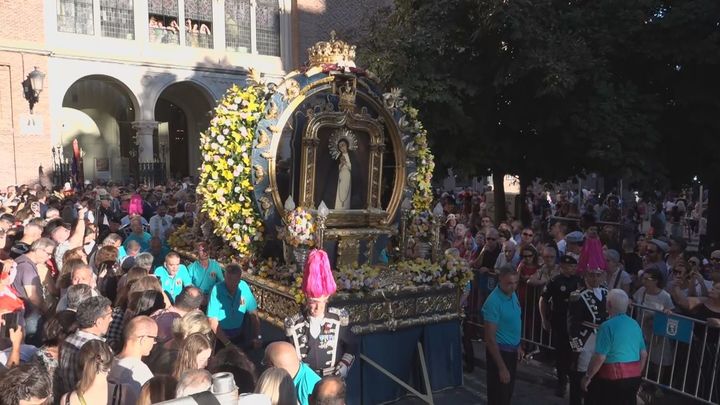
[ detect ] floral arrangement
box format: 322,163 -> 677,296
285,207 -> 316,247
398,258 -> 443,285
395,254 -> 472,287
406,107 -> 435,213
166,224 -> 194,250
197,72 -> 267,257
255,258 -> 305,303
408,211 -> 434,240
441,249 -> 473,287
335,263 -> 382,292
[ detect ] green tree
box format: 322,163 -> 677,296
629,1 -> 720,248
358,0 -> 661,223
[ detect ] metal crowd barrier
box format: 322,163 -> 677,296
467,284 -> 719,404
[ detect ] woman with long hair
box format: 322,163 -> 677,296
127,290 -> 166,319
147,309 -> 214,376
172,332 -> 213,380
60,340 -> 132,405
34,313 -> 78,403
138,375 -> 177,405
255,367 -> 298,405
114,266 -> 150,308
172,309 -> 214,346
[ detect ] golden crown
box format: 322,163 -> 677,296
307,31 -> 357,66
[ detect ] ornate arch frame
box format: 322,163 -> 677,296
254,73 -> 407,228
299,108 -> 386,227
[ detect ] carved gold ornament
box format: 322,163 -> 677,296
283,79 -> 301,101
256,129 -> 270,148
253,165 -> 266,185
307,30 -> 357,67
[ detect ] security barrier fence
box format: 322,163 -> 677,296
467,284 -> 719,404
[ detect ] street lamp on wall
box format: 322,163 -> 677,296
22,67 -> 45,114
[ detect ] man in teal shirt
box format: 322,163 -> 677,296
154,252 -> 192,301
206,262 -> 261,349
188,242 -> 224,296
482,265 -> 522,405
264,341 -> 320,405
124,217 -> 152,252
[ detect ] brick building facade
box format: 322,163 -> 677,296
0,0 -> 390,187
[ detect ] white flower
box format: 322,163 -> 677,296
218,135 -> 226,143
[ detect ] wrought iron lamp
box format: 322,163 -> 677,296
22,67 -> 45,114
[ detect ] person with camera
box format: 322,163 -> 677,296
46,205 -> 88,273
667,259 -> 711,298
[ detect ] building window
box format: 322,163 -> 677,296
185,0 -> 213,48
100,0 -> 135,39
256,0 -> 280,56
225,0 -> 251,53
149,0 -> 180,44
57,0 -> 94,35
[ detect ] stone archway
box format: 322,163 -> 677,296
153,80 -> 214,179
61,75 -> 139,182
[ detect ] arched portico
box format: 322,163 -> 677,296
60,75 -> 139,181
153,80 -> 214,179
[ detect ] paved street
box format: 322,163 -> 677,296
388,341 -> 705,405
390,364 -> 559,405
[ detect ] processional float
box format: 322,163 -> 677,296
170,32 -> 467,404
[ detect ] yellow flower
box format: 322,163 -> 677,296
199,83 -> 267,259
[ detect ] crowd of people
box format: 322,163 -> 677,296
440,187 -> 719,405
0,181 -> 348,405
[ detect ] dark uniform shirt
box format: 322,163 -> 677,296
568,287 -> 608,352
541,274 -> 583,325
285,307 -> 357,377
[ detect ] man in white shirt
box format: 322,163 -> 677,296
109,316 -> 157,401
149,204 -> 174,242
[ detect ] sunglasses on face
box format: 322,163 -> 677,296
522,254 -> 534,258
486,237 -> 497,241
523,233 -> 533,237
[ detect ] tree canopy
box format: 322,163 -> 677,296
357,0 -> 720,188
